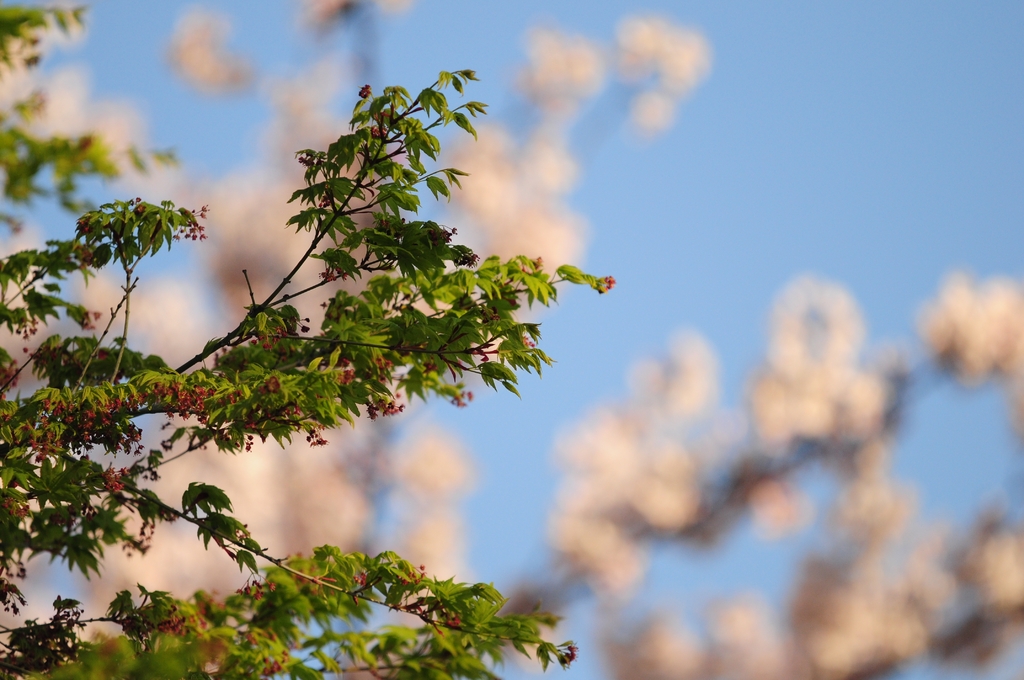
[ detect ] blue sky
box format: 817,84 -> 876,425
33,1 -> 1024,677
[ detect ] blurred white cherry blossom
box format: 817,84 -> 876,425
920,273 -> 1024,444
549,334 -> 719,594
547,278 -> 905,600
447,19 -> 709,265
830,441 -> 915,551
182,57 -> 352,311
749,277 -> 890,445
167,8 -> 254,94
390,426 -> 475,580
790,557 -> 932,678
616,16 -> 711,135
920,272 -> 1024,382
447,125 -> 588,265
77,272 -> 215,368
708,596 -> 797,680
517,27 -> 606,118
958,516 -> 1024,613
606,615 -> 706,680
630,332 -> 719,422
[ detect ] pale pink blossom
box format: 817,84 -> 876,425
167,8 -> 254,94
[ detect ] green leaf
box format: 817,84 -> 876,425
236,549 -> 258,574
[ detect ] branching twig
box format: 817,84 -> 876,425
73,288 -> 131,391
176,173 -> 378,372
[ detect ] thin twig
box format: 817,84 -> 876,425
242,269 -> 256,307
110,272 -> 136,382
127,434 -> 212,478
0,348 -> 38,396
276,277 -> 335,305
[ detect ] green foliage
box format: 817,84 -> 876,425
69,550 -> 577,679
0,22 -> 598,677
0,6 -> 83,70
0,6 -> 174,232
0,4 -> 114,229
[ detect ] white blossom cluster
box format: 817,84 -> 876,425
550,273 -> 1024,679
448,126 -> 587,266
956,515 -> 1024,615
601,444 -> 961,680
749,277 -> 890,446
201,58 -> 352,312
549,334 -> 718,595
517,28 -> 606,119
616,16 -> 712,136
448,29 -> 597,265
549,278 -> 897,595
919,273 -> 1024,439
606,596 -> 801,680
788,444 -> 949,679
514,17 -> 711,135
602,463 -> 1024,680
389,426 -> 475,580
920,273 -> 1024,382
448,18 -> 709,265
605,541 -> 1004,680
166,8 -> 254,94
